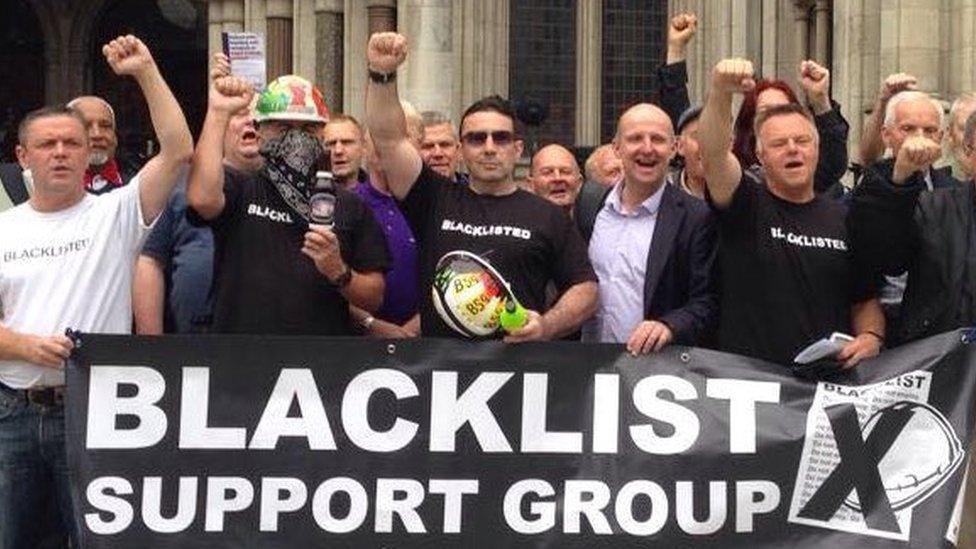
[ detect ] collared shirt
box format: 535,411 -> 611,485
582,181 -> 665,343
355,179 -> 419,324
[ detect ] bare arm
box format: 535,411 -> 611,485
836,297 -> 885,369
302,225 -> 385,313
365,32 -> 423,200
102,35 -> 193,224
342,272 -> 385,313
859,73 -> 918,166
186,76 -> 253,220
133,256 -> 165,335
504,281 -> 598,342
699,58 -> 754,208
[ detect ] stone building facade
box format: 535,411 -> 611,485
3,0 -> 976,165
207,0 -> 976,162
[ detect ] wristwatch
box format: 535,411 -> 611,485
332,266 -> 353,288
368,68 -> 396,84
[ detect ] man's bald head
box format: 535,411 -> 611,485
531,144 -> 577,173
584,144 -> 623,187
615,103 -> 674,141
529,143 -> 582,208
613,103 -> 676,190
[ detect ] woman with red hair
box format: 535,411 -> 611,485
731,61 -> 850,194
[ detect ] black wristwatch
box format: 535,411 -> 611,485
368,68 -> 396,84
332,266 -> 353,288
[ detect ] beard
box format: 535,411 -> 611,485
88,151 -> 109,167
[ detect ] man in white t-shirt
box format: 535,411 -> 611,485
0,35 -> 192,546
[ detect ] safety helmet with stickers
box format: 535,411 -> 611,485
254,75 -> 329,124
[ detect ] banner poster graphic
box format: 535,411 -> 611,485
66,331 -> 976,548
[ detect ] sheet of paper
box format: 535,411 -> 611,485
222,32 -> 266,92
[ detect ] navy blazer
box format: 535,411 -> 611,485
576,181 -> 719,345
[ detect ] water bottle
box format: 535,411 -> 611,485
499,298 -> 527,333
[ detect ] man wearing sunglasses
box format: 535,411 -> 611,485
365,32 -> 598,341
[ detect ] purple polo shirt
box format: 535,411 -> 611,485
355,180 -> 419,324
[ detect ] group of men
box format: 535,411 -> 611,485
1,10 -> 976,545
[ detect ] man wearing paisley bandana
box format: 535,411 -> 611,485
187,71 -> 390,335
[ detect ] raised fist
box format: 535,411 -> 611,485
799,60 -> 831,112
799,60 -> 829,96
712,58 -> 755,95
103,35 -> 156,78
668,12 -> 698,48
880,73 -> 918,103
893,135 -> 942,184
367,32 -> 408,75
210,76 -> 254,114
210,52 -> 231,84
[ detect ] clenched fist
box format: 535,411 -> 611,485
880,73 -> 918,103
893,135 -> 942,184
711,58 -> 755,95
668,12 -> 698,48
103,35 -> 156,78
799,60 -> 831,113
367,32 -> 408,75
210,76 -> 254,114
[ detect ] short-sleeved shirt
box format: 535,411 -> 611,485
711,174 -> 874,365
355,180 -> 418,325
188,168 -> 390,335
399,166 -> 596,339
141,179 -> 214,333
0,177 -> 152,388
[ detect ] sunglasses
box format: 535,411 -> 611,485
460,130 -> 516,147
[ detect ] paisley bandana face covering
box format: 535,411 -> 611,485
259,127 -> 327,223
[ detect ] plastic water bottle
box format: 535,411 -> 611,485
499,298 -> 527,333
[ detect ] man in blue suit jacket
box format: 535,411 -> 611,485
575,103 -> 718,353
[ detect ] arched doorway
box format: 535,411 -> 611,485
88,0 -> 207,167
0,0 -> 45,161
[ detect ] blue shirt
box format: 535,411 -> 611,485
141,180 -> 214,333
582,182 -> 665,343
355,179 -> 419,324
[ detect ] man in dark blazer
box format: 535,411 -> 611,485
575,103 -> 717,353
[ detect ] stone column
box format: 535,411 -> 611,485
880,0 -> 943,96
245,0 -> 268,41
397,0 -> 455,114
343,0 -> 370,118
793,0 -> 813,67
813,0 -> 830,65
368,0 -> 397,34
293,0 -> 318,82
457,0 -> 509,110
316,0 -> 344,112
575,0 -> 601,146
266,0 -> 294,79
208,0 -> 224,59
222,0 -> 244,32
947,0 -> 976,98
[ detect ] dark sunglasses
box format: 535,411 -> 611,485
460,130 -> 516,147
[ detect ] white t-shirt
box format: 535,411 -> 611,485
0,177 -> 152,388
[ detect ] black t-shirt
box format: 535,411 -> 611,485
188,168 -> 389,335
400,166 -> 596,339
712,174 -> 874,365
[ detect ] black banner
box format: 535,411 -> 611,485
66,331 -> 976,547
